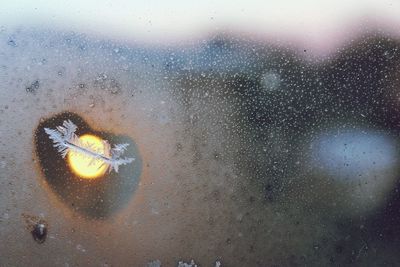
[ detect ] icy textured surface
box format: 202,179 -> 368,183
1,27 -> 400,266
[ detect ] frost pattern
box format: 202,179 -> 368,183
177,260 -> 198,267
44,120 -> 134,173
147,259 -> 222,267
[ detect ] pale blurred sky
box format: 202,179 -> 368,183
1,0 -> 400,51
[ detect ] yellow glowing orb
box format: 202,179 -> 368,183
67,134 -> 107,179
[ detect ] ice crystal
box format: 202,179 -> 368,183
44,120 -> 134,173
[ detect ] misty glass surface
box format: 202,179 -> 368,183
1,1 -> 400,266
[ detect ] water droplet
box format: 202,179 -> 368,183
31,222 -> 47,244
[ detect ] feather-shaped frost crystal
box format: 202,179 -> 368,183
44,120 -> 134,173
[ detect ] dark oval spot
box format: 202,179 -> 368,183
31,222 -> 47,244
34,112 -> 142,219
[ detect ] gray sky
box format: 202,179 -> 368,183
1,0 -> 400,51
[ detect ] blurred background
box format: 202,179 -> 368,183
1,1 -> 400,266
